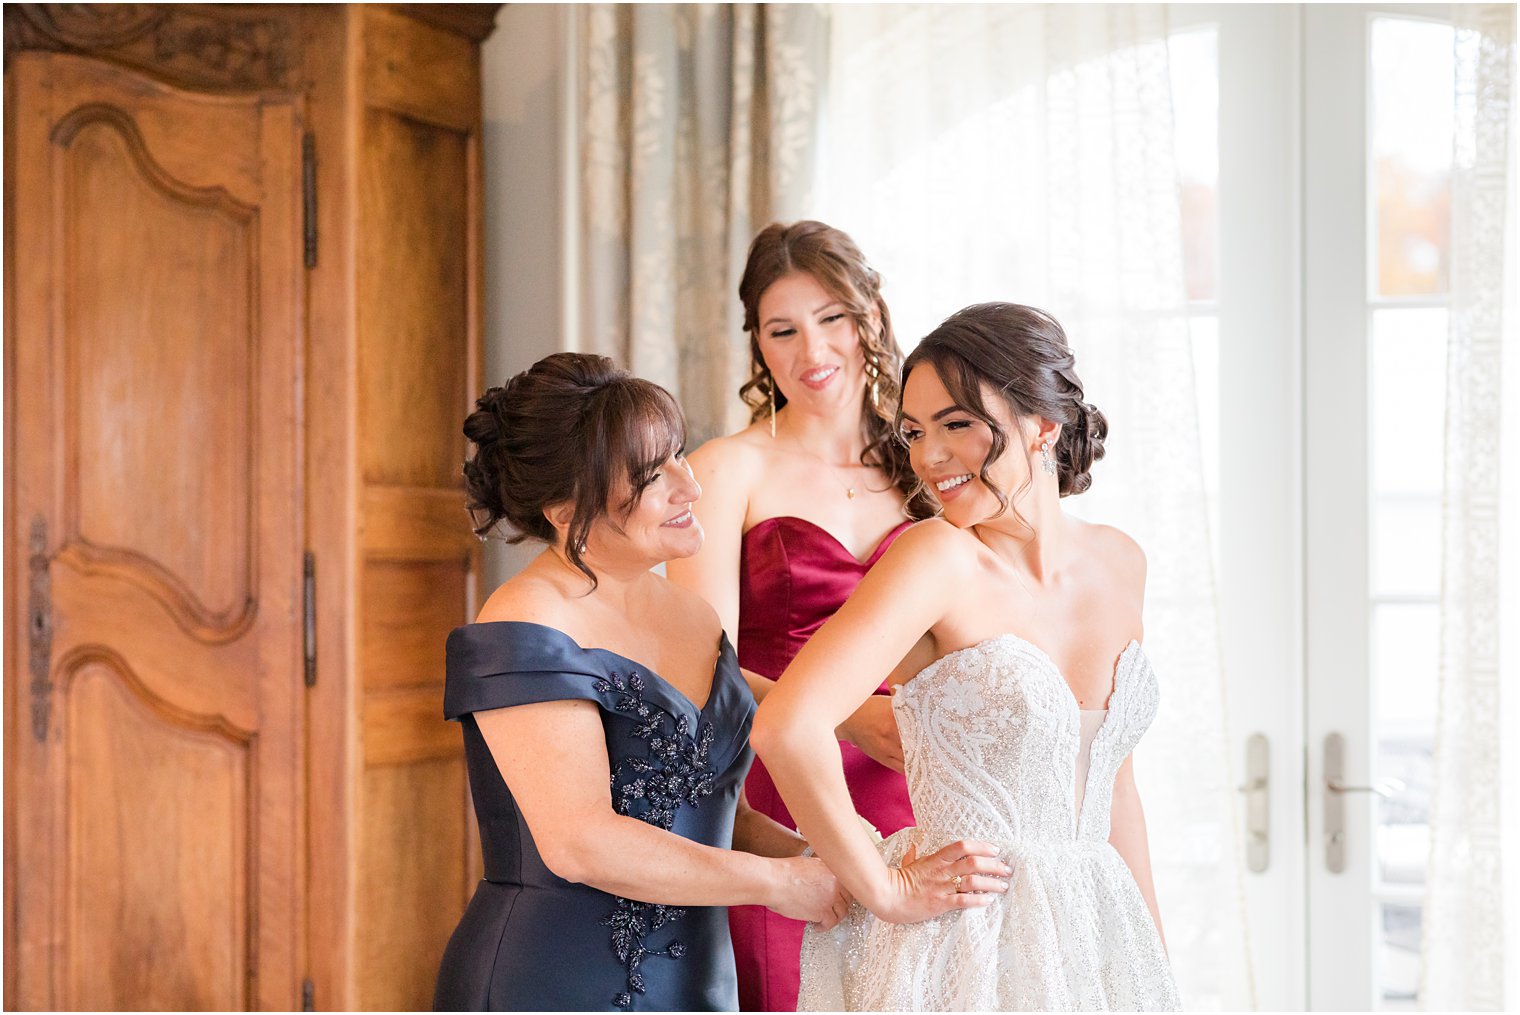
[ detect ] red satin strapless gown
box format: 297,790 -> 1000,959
731,516 -> 916,1012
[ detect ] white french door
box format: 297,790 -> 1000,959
1177,3 -> 1457,1009
1175,5 -> 1307,1007
1304,6 -> 1454,1010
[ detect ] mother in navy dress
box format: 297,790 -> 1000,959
434,352 -> 851,1008
668,221 -> 941,1012
433,352 -> 855,1012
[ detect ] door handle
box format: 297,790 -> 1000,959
1327,776 -> 1405,797
1237,732 -> 1269,872
1323,732 -> 1404,873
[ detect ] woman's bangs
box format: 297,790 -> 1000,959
612,384 -> 688,507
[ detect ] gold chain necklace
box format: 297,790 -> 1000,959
771,411 -> 875,500
790,442 -> 875,500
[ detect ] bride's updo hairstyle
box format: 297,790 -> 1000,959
462,352 -> 687,588
900,303 -> 1108,514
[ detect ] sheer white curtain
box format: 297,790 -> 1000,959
577,3 -> 826,441
1421,5 -> 1517,1010
815,5 -> 1252,1008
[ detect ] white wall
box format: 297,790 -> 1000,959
480,4 -> 570,589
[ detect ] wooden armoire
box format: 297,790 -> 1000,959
3,4 -> 497,1009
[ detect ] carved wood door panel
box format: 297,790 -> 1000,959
7,52 -> 304,1010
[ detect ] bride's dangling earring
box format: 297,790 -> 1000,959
1040,441 -> 1057,476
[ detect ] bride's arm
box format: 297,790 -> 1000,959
1109,756 -> 1167,950
752,521 -> 1009,923
1102,528 -> 1166,946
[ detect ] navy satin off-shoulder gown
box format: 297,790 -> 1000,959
434,621 -> 756,1012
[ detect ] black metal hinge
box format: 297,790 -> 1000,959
302,132 -> 317,269
303,552 -> 316,687
301,977 -> 315,1012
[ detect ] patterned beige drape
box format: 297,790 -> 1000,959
1421,5 -> 1515,1010
577,4 -> 826,443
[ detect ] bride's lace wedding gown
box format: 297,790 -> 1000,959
798,635 -> 1183,1011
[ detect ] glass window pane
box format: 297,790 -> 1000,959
1377,819 -> 1430,887
1169,27 -> 1218,302
1371,17 -> 1455,296
1373,604 -> 1437,887
1373,603 -> 1439,737
1371,307 -> 1448,497
1372,497 -> 1442,597
1190,312 -> 1220,527
1377,902 -> 1422,1010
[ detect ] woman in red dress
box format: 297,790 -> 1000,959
668,221 -> 932,1012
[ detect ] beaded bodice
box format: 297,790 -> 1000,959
891,634 -> 1158,847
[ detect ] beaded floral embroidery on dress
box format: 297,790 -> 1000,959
798,635 -> 1182,1011
593,670 -> 717,1010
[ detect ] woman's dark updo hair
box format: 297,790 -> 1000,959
462,352 -> 687,589
899,303 -> 1108,519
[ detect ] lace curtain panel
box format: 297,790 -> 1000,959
1420,5 -> 1516,1010
814,5 -> 1252,1009
577,3 -> 825,443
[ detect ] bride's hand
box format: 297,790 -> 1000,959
875,840 -> 1012,924
767,856 -> 852,930
837,695 -> 904,773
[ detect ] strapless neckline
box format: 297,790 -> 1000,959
742,515 -> 911,567
895,632 -> 1145,840
897,631 -> 1142,715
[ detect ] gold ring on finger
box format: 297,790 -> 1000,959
951,874 -> 964,890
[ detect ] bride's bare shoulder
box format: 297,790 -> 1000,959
878,517 -> 982,572
1077,520 -> 1148,594
836,518 -> 980,631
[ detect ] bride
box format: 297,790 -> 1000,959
751,303 -> 1182,1011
